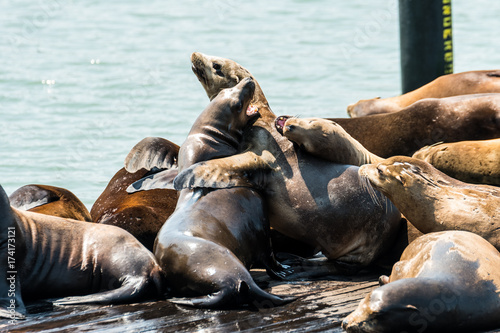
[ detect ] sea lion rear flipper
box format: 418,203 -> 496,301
124,137 -> 179,173
127,169 -> 178,193
169,285 -> 296,309
168,291 -> 228,308
9,184 -> 59,211
53,278 -> 150,305
174,152 -> 271,190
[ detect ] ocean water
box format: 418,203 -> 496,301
2,0 -> 500,208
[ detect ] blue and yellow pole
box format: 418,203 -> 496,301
399,0 -> 453,93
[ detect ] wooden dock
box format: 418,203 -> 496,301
3,268 -> 500,332
2,269 -> 381,332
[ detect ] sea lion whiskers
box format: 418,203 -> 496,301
359,172 -> 383,208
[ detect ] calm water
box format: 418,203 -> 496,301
2,0 -> 500,208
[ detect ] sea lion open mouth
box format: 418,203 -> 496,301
247,104 -> 259,117
275,115 -> 290,135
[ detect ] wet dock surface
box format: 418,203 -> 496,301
2,270 -> 380,333
4,268 -> 500,333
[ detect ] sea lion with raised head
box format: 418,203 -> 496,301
347,70 -> 500,117
342,230 -> 500,333
90,137 -> 179,251
412,138 -> 500,186
9,184 -> 92,222
175,52 -> 402,270
0,185 -> 165,320
275,116 -> 384,166
359,155 -> 500,249
135,78 -> 293,308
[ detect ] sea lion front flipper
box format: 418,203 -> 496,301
124,137 -> 179,173
127,169 -> 178,193
264,257 -> 294,281
174,151 -> 271,190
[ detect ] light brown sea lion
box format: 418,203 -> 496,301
0,185 -> 165,320
342,230 -> 500,333
334,94 -> 500,157
135,78 -> 293,308
412,138 -> 500,186
347,70 -> 500,117
174,52 -> 401,270
275,116 -> 384,166
90,137 -> 179,251
9,184 -> 92,222
359,156 -> 500,250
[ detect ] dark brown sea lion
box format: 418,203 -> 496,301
9,184 -> 92,222
175,53 -> 401,269
347,70 -> 500,117
140,78 -> 293,308
90,137 -> 179,251
276,116 -> 384,166
359,156 -> 500,250
342,230 -> 500,333
0,185 -> 165,320
412,138 -> 500,186
333,94 -> 500,157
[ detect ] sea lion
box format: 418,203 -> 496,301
347,70 -> 500,117
333,93 -> 500,157
275,116 -> 383,166
342,230 -> 500,333
140,78 -> 293,308
412,138 -> 500,186
175,52 -> 401,269
0,185 -> 165,320
90,137 -> 179,251
9,184 -> 92,222
359,156 -> 500,250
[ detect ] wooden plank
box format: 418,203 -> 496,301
1,271 -> 380,332
3,270 -> 500,332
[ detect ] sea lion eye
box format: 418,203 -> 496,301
213,63 -> 221,70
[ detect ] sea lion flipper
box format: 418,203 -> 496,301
174,152 -> 270,190
127,169 -> 178,193
265,260 -> 295,281
9,184 -> 59,211
124,137 -> 179,173
53,279 -> 149,305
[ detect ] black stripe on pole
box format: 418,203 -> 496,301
399,0 -> 453,93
